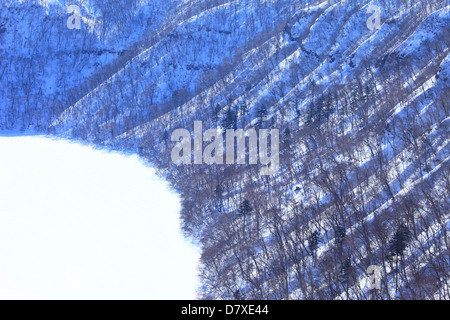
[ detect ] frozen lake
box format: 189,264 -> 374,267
0,135 -> 200,299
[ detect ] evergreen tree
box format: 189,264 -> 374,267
238,199 -> 253,215
339,257 -> 353,285
307,93 -> 334,124
212,105 -> 221,125
256,104 -> 267,126
363,85 -> 373,104
282,127 -> 291,144
239,102 -> 249,117
334,225 -> 346,247
215,184 -> 223,213
221,107 -> 237,133
238,199 -> 253,237
306,101 -> 316,124
323,93 -> 334,120
388,224 -> 410,258
162,130 -> 169,141
239,103 -> 248,126
308,230 -> 320,253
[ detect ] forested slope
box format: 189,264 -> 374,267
1,0 -> 449,299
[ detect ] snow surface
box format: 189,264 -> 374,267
0,135 -> 200,300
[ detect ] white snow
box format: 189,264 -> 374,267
0,135 -> 200,300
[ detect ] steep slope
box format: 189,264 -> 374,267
0,0 -> 449,299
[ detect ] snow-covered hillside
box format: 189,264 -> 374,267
0,0 -> 448,299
